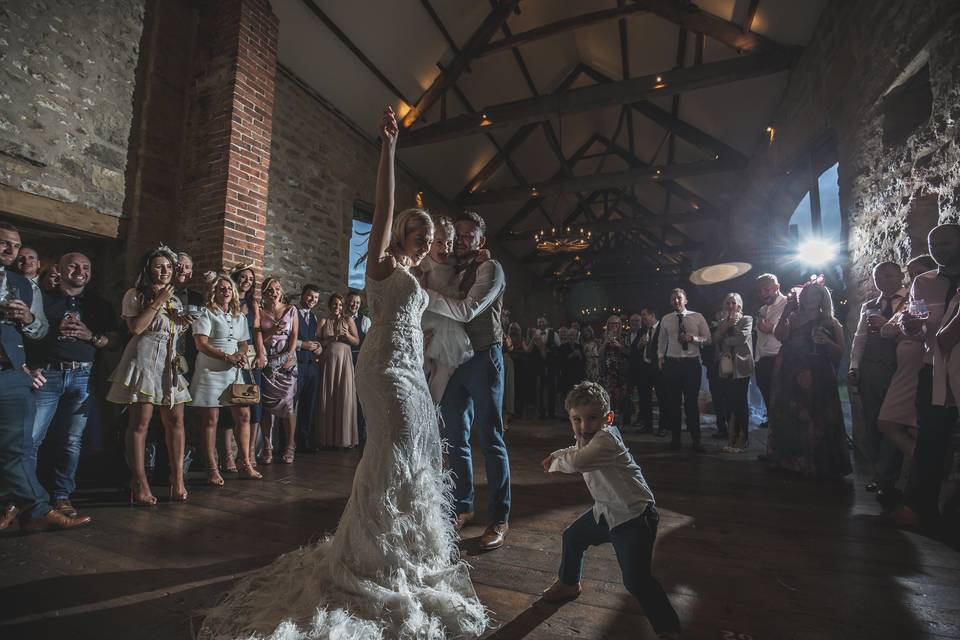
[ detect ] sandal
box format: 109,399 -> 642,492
238,461 -> 263,480
169,477 -> 189,502
261,445 -> 273,465
129,480 -> 157,506
281,447 -> 295,464
207,467 -> 225,487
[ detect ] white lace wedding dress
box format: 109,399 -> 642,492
201,265 -> 489,639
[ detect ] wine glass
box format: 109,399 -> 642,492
0,284 -> 20,325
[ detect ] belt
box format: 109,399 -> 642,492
45,361 -> 93,371
665,356 -> 700,363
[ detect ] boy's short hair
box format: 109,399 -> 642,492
564,381 -> 611,414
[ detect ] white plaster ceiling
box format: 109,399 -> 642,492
271,0 -> 828,274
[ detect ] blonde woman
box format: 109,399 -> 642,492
768,282 -> 851,478
711,293 -> 754,452
258,277 -> 298,464
106,246 -> 193,505
202,106 -> 487,639
190,274 -> 262,485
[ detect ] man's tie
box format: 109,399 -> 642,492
880,296 -> 893,319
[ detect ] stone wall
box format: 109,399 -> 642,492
729,0 -> 960,314
0,0 -> 145,216
265,67 -> 545,321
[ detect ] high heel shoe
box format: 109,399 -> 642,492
129,481 -> 157,506
206,467 -> 225,487
261,446 -> 273,465
237,460 -> 262,480
168,477 -> 189,502
281,447 -> 295,464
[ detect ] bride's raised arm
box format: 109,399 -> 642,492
366,106 -> 400,282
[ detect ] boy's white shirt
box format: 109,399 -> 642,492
548,426 -> 655,528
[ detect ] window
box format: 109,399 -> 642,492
348,201 -> 373,290
788,162 -> 842,244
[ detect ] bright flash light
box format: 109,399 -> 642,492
795,238 -> 837,266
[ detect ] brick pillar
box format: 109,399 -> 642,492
178,0 -> 277,278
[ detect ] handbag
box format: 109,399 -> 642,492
719,351 -> 735,378
224,366 -> 261,405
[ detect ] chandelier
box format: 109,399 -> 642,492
534,226 -> 592,254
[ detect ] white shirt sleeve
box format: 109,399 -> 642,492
694,313 -> 711,345
549,432 -> 620,474
658,318 -> 670,359
427,261 -> 505,323
849,302 -> 870,370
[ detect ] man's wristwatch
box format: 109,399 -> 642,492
90,334 -> 104,347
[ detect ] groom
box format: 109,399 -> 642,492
427,211 -> 511,550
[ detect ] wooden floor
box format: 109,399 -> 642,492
2,419 -> 959,640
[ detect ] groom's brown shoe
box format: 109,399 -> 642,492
21,509 -> 91,534
541,579 -> 581,603
478,521 -> 508,550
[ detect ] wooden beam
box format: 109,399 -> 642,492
419,0 -> 466,64
506,211 -> 719,239
630,0 -> 794,55
401,0 -> 519,128
462,157 -> 741,206
743,0 -> 762,32
479,3 -> 647,57
399,49 -> 796,147
300,0 -> 415,108
579,64 -> 748,164
0,184 -> 120,238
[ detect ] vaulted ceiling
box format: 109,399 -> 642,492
272,0 -> 828,287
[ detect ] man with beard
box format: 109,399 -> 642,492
754,273 -> 788,429
0,222 -> 87,533
27,252 -> 120,520
427,211 -> 511,550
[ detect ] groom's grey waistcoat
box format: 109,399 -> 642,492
459,260 -> 504,352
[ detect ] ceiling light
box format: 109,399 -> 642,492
689,262 -> 753,286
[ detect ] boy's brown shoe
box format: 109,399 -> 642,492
541,580 -> 581,603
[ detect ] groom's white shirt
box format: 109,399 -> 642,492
426,260 -> 505,323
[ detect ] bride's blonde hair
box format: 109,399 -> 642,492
388,208 -> 434,265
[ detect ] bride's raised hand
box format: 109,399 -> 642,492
380,106 -> 399,148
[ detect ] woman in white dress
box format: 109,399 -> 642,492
201,107 -> 488,639
190,274 -> 262,485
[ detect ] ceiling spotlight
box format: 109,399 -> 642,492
795,238 -> 838,266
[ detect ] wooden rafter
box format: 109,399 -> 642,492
479,3 -> 648,57
399,49 -> 796,146
401,0 -> 519,128
630,0 -> 794,55
461,156 -> 741,206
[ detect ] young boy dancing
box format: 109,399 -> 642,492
541,381 -> 681,640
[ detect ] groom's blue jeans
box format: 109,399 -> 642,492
440,344 -> 511,522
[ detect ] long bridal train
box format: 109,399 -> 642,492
200,265 -> 488,639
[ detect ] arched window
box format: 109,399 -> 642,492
788,162 -> 841,243
349,201 -> 372,289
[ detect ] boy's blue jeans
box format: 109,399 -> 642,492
559,504 -> 681,634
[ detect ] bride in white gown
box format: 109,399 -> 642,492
201,107 -> 489,640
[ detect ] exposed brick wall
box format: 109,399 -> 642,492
729,1 -> 960,318
0,0 -> 145,216
177,0 -> 277,279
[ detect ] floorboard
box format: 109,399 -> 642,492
1,419 -> 958,639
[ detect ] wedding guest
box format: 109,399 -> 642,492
503,322 -> 520,425
294,285 -> 322,452
27,252 -> 120,518
539,381 -> 681,640
315,293 -> 359,449
848,262 -> 905,492
767,281 -> 851,479
528,328 -> 550,418
755,274 -> 788,428
0,222 -> 83,533
582,326 -> 600,383
227,265 -> 265,468
173,252 -> 203,383
894,225 -> 960,530
599,315 -> 629,424
712,293 -> 754,453
569,321 -> 582,345
259,277 -> 298,463
558,327 -> 585,405
658,288 -> 710,452
874,255 -> 937,507
703,310 -> 728,440
626,309 -> 662,435
14,246 -> 40,285
38,263 -> 60,293
106,245 -> 194,504
190,274 -> 261,485
345,290 -> 371,448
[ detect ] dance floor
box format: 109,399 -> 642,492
2,420 -> 959,639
